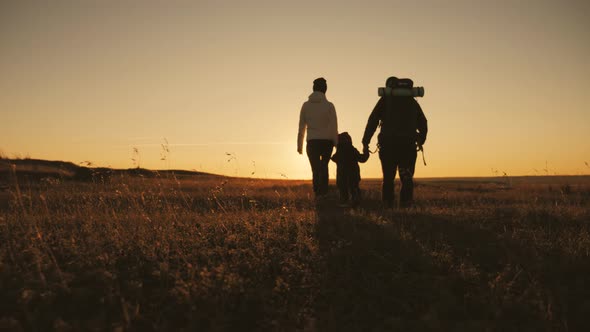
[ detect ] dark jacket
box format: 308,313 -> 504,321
331,141 -> 369,186
362,96 -> 428,147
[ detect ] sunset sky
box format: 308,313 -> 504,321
1,0 -> 589,179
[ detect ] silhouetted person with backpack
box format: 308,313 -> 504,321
298,77 -> 339,197
362,76 -> 428,208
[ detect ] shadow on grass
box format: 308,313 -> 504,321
313,199 -> 446,331
404,211 -> 590,331
311,198 -> 588,331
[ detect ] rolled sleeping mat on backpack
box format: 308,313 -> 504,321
378,86 -> 425,97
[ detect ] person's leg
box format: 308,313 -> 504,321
306,140 -> 321,195
318,140 -> 333,195
337,174 -> 349,202
379,148 -> 396,208
399,143 -> 418,207
350,180 -> 361,206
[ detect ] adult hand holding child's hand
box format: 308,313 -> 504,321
363,144 -> 369,154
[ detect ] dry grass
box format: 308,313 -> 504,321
1,174 -> 589,331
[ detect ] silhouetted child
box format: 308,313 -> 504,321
331,132 -> 370,206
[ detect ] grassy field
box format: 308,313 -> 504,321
1,171 -> 589,331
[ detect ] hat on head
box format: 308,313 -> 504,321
313,77 -> 327,92
338,132 -> 352,144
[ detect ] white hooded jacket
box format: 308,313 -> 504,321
297,91 -> 338,151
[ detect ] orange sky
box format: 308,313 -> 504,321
1,0 -> 589,179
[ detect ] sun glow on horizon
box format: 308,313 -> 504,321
1,1 -> 589,179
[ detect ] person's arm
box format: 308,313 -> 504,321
330,103 -> 338,146
356,148 -> 370,163
415,101 -> 428,145
331,151 -> 339,163
297,104 -> 306,154
362,98 -> 384,147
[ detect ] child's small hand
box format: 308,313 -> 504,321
363,144 -> 370,154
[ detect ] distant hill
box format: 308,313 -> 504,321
2,158 -> 588,185
0,158 -> 221,183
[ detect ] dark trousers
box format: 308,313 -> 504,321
378,140 -> 417,207
306,139 -> 333,196
337,175 -> 361,203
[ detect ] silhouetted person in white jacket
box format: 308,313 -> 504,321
297,77 -> 338,197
